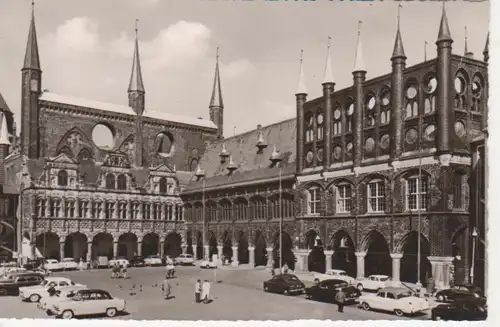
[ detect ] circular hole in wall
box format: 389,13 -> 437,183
92,124 -> 114,149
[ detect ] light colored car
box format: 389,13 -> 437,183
175,254 -> 195,266
200,260 -> 217,269
108,258 -> 129,268
356,274 -> 391,291
144,255 -> 163,266
60,258 -> 79,271
52,289 -> 126,319
314,269 -> 355,284
1,267 -> 26,277
44,259 -> 63,271
359,287 -> 430,317
38,285 -> 88,315
19,277 -> 85,303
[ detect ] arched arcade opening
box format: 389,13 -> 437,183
142,233 -> 160,257
237,231 -> 249,264
64,232 -> 88,261
272,231 -> 295,271
254,231 -> 267,267
35,232 -> 60,260
400,231 -> 432,286
330,230 -> 356,277
208,232 -> 218,259
164,232 -> 182,258
92,233 -> 113,260
118,233 -> 137,260
196,231 -> 203,260
221,231 -> 232,263
363,231 -> 392,277
306,230 -> 326,273
452,226 -> 469,286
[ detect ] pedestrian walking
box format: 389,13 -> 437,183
335,288 -> 346,313
162,275 -> 172,300
201,279 -> 211,304
47,284 -> 57,297
195,279 -> 201,303
122,263 -> 128,279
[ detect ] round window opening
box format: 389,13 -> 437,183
156,133 -> 174,156
424,125 -> 436,142
317,113 -> 324,125
333,146 -> 342,160
454,76 -> 466,94
454,121 -> 466,138
346,142 -> 353,156
365,138 -> 375,153
381,91 -> 391,106
406,85 -> 417,99
92,124 -> 114,149
367,96 -> 376,110
334,109 -> 341,120
472,79 -> 482,95
425,76 -> 438,94
347,103 -> 354,116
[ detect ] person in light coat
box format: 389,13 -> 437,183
201,280 -> 211,304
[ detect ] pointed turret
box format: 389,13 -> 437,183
353,24 -> 366,72
322,37 -> 335,84
322,38 -> 335,169
209,47 -> 224,139
437,3 -> 453,43
0,114 -> 10,146
483,32 -> 489,62
296,50 -> 307,95
23,4 -> 40,71
0,113 -> 9,187
392,6 -> 406,60
352,21 -> 367,168
128,19 -> 145,115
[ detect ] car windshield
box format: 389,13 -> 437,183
148,255 -> 159,258
380,277 -> 390,281
336,283 -> 349,288
338,272 -> 347,276
284,276 -> 299,281
396,292 -> 413,299
41,280 -> 49,286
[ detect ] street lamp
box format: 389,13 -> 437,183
270,145 -> 282,272
470,227 -> 478,285
194,164 -> 206,260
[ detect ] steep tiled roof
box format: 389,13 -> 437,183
184,118 -> 296,192
39,92 -> 217,129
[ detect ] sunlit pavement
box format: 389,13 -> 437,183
0,266 -> 432,320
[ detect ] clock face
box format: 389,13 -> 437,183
317,114 -> 324,125
30,79 -> 38,92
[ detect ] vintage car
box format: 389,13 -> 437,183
19,277 -> 85,303
129,256 -> 145,267
263,274 -> 305,295
108,258 -> 130,268
305,279 -> 361,303
52,289 -> 126,319
1,267 -> 27,277
199,260 -> 217,269
431,299 -> 487,321
435,284 -> 485,303
359,287 -> 430,317
144,255 -> 163,266
60,258 -> 79,271
38,286 -> 88,315
313,269 -> 356,285
356,275 -> 391,291
175,254 -> 195,266
0,272 -> 44,296
44,259 -> 63,271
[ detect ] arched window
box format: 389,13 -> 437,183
333,103 -> 342,135
367,180 -> 385,213
345,101 -> 354,132
250,197 -> 266,220
471,74 -> 483,112
405,175 -> 428,211
305,113 -> 314,143
316,111 -> 324,141
405,83 -> 419,118
50,198 -> 62,218
117,174 -> 127,190
307,187 -> 320,215
177,205 -> 183,220
380,89 -> 391,124
159,177 -> 167,193
58,170 -> 68,186
453,172 -> 465,210
336,184 -> 352,214
118,202 -> 127,219
106,174 -> 115,189
454,73 -> 468,109
365,94 -> 376,127
424,75 -> 437,114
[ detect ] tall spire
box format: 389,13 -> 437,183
392,4 -> 406,59
322,37 -> 335,84
128,19 -> 145,92
296,50 -> 307,95
437,1 -> 453,43
23,0 -> 41,71
353,21 -> 366,72
209,47 -> 223,109
483,32 -> 489,62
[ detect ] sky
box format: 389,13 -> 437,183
0,0 -> 490,138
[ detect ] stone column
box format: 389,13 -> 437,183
231,246 -> 239,267
75,198 -> 80,218
30,242 -> 36,260
182,244 -> 188,254
428,256 -> 455,290
160,238 -> 165,258
192,245 -> 197,260
266,247 -> 274,268
390,253 -> 403,285
137,241 -> 142,257
294,249 -> 309,272
113,241 -> 118,259
325,250 -> 334,271
59,237 -> 65,260
355,252 -> 367,279
113,202 -> 118,219
87,241 -> 92,262
248,246 -> 255,267
217,245 -> 223,263
204,245 -> 209,260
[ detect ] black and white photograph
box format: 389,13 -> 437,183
0,0 -> 491,323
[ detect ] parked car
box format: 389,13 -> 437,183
263,274 -> 305,295
435,284 -> 485,303
359,287 -> 430,317
175,254 -> 195,266
96,256 -> 109,269
60,258 -> 79,271
356,275 -> 391,291
144,255 -> 163,266
305,279 -> 360,303
1,267 -> 26,277
0,272 -> 44,296
19,277 -> 85,303
44,259 -> 63,271
52,289 -> 126,319
199,260 -> 217,269
314,269 -> 356,285
108,258 -> 129,268
129,256 -> 145,267
431,299 -> 487,321
38,285 -> 88,315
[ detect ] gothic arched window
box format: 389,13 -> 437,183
333,103 -> 342,135
380,88 -> 391,124
405,83 -> 419,118
305,113 -> 314,143
57,170 -> 68,186
424,75 -> 437,114
345,100 -> 354,132
117,174 -> 127,190
159,177 -> 167,193
106,173 -> 115,189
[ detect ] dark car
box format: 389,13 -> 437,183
263,274 -> 305,295
435,285 -> 485,303
0,272 -> 44,296
432,300 -> 487,321
129,256 -> 145,267
306,279 -> 361,304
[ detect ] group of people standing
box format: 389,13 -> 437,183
195,279 -> 211,304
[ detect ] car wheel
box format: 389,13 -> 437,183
437,294 -> 445,302
357,284 -> 364,292
264,286 -> 269,292
361,302 -> 370,311
106,307 -> 117,317
61,310 -> 74,319
0,289 -> 7,296
283,289 -> 289,296
205,265 -> 210,269
433,315 -> 441,321
394,309 -> 404,317
29,294 -> 41,303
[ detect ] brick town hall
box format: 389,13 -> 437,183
0,5 -> 488,292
